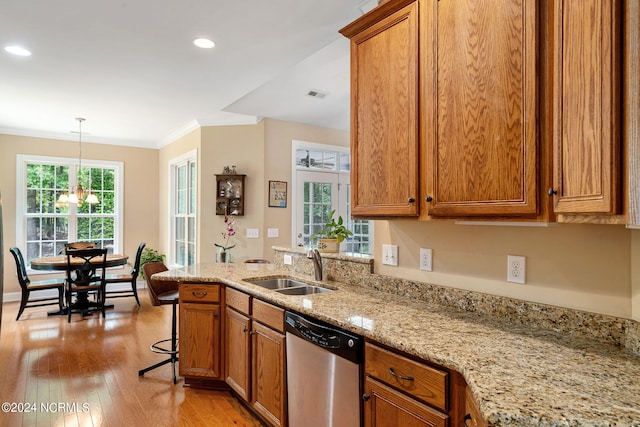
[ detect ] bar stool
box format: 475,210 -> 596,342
138,262 -> 179,384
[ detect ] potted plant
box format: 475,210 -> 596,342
311,210 -> 353,253
215,215 -> 236,263
139,248 -> 166,279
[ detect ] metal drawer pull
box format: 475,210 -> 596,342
463,413 -> 472,427
191,291 -> 208,298
388,367 -> 414,381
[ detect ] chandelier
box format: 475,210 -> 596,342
56,118 -> 99,207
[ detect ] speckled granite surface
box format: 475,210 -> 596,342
154,253 -> 640,426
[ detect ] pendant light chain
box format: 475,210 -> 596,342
77,117 -> 84,175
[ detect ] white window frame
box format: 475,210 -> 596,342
168,149 -> 197,268
16,154 -> 124,274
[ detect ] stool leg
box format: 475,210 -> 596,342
171,302 -> 178,384
138,301 -> 179,382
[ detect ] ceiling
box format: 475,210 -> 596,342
0,1 -> 376,148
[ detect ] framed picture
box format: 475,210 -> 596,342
269,181 -> 287,208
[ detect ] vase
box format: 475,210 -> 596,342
216,247 -> 231,263
317,238 -> 339,253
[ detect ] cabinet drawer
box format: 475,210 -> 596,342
365,343 -> 448,412
179,284 -> 220,304
226,287 -> 250,314
252,299 -> 284,333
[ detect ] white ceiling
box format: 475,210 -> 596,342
0,0 -> 371,148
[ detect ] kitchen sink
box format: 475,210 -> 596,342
245,277 -> 333,295
274,286 -> 332,295
246,277 -> 310,290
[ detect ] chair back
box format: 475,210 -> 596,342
142,262 -> 177,306
9,247 -> 30,289
64,242 -> 97,252
130,242 -> 146,280
245,259 -> 270,264
66,248 -> 108,288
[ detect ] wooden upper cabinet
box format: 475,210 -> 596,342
422,0 -> 538,217
340,0 -> 420,217
551,0 -> 621,215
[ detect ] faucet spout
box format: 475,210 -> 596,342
307,249 -> 323,281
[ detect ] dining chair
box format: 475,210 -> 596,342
9,247 -> 65,320
104,242 -> 145,305
60,242 -> 97,254
138,262 -> 180,384
64,248 -> 108,323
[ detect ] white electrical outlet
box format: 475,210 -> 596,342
382,244 -> 398,266
283,254 -> 293,265
507,255 -> 526,284
420,248 -> 433,271
246,228 -> 259,238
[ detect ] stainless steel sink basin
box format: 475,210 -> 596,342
246,277 -> 310,290
245,277 -> 333,295
274,286 -> 332,295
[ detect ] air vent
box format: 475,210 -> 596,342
306,89 -> 328,99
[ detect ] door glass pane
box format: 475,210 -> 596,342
303,182 -> 333,246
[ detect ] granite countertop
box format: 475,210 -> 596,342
155,262 -> 640,426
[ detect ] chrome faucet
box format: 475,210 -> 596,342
307,249 -> 323,281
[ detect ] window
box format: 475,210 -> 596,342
16,155 -> 124,267
170,151 -> 197,267
292,141 -> 372,254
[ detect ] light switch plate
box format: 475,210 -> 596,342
267,228 -> 279,238
382,244 -> 398,266
246,228 -> 259,238
284,254 -> 293,265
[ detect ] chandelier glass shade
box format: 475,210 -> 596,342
56,117 -> 99,207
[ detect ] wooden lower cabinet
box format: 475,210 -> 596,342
224,288 -> 286,427
225,307 -> 251,401
251,320 -> 286,426
179,284 -> 222,381
364,377 -> 447,427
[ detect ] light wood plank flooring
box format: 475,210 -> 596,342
0,293 -> 263,427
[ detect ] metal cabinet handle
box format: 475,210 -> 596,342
425,195 -> 433,202
547,188 -> 557,196
243,326 -> 248,333
191,291 -> 208,298
362,394 -> 371,402
408,197 -> 415,203
463,413 -> 472,427
388,367 -> 414,381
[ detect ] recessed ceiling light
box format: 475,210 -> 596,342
193,38 -> 215,49
4,45 -> 32,56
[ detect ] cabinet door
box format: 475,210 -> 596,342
348,1 -> 420,217
179,302 -> 221,379
251,322 -> 286,427
225,307 -> 251,401
551,0 -> 621,214
464,387 -> 490,427
423,0 -> 538,217
364,377 -> 448,427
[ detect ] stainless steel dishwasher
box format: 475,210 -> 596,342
285,311 -> 363,427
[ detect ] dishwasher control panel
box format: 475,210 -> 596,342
285,311 -> 363,363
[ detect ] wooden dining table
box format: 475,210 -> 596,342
30,253 -> 129,271
30,253 -> 129,315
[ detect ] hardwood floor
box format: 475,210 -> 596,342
0,293 -> 264,427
